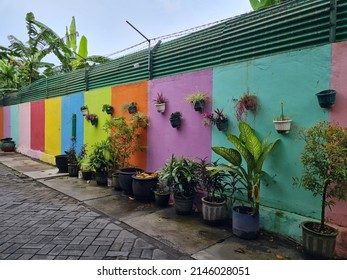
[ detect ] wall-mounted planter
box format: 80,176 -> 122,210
194,100 -> 206,113
128,104 -> 137,114
90,119 -> 98,126
81,108 -> 88,116
216,119 -> 229,132
155,103 -> 166,113
273,119 -> 292,134
170,118 -> 181,128
106,107 -> 114,115
316,90 -> 336,108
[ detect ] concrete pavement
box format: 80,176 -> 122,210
0,151 -> 305,260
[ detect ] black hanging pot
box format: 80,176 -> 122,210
216,119 -> 228,132
170,118 -> 181,128
128,105 -> 137,114
194,100 -> 205,113
316,90 -> 336,108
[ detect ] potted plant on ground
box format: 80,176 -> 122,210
65,138 -> 86,177
273,101 -> 292,134
102,104 -> 114,115
159,155 -> 198,215
80,105 -> 88,116
185,91 -> 209,113
203,109 -> 229,132
195,159 -> 238,225
122,102 -> 137,114
132,172 -> 158,202
293,121 -> 347,259
235,91 -> 257,121
153,92 -> 168,113
315,89 -> 336,109
86,114 -> 98,126
87,140 -> 111,186
103,114 -> 148,194
153,174 -> 171,207
169,112 -> 182,128
212,122 -> 279,239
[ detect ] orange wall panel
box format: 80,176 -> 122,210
111,81 -> 148,171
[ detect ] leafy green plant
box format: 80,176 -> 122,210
293,121 -> 347,232
249,0 -> 282,11
185,91 -> 209,105
195,159 -> 242,203
158,155 -> 198,198
211,122 -> 279,213
103,114 -> 148,170
87,140 -> 111,172
170,111 -> 182,120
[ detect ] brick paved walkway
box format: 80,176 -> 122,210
0,164 -> 188,260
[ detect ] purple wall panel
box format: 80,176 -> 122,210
147,69 -> 213,171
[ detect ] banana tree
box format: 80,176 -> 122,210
211,122 -> 279,214
249,0 -> 282,10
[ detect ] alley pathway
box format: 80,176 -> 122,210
0,163 -> 188,260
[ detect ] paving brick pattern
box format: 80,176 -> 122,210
0,164 -> 186,260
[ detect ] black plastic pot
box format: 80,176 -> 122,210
194,100 -> 205,113
174,194 -> 194,215
316,90 -> 336,108
95,171 -> 108,186
82,171 -> 94,180
1,140 -> 15,152
170,118 -> 181,128
118,168 -> 144,195
55,155 -> 68,173
128,105 -> 137,114
216,119 -> 228,132
154,192 -> 171,207
68,163 -> 79,177
132,175 -> 158,202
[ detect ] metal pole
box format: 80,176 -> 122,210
126,20 -> 152,79
329,0 -> 337,43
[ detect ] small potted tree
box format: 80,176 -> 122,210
273,102 -> 292,134
169,112 -> 182,128
153,174 -> 171,207
185,91 -> 209,113
235,91 -> 257,121
65,138 -> 86,177
293,121 -> 347,259
153,92 -> 168,113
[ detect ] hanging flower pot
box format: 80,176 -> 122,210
169,112 -> 182,128
86,114 -> 98,126
273,119 -> 292,134
102,104 -> 114,115
153,92 -> 168,113
216,119 -> 229,132
316,90 -> 336,108
80,106 -> 88,116
193,100 -> 206,112
155,103 -> 166,113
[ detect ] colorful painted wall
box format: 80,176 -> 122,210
1,43 -> 347,257
147,69 -> 213,171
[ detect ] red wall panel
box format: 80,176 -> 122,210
30,100 -> 45,151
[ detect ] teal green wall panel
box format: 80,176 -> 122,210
212,45 -> 332,238
10,105 -> 19,146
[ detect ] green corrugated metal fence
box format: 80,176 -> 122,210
3,0 -> 347,106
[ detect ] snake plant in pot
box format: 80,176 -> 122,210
211,122 -> 279,239
293,121 -> 347,259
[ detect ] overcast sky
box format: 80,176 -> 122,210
0,0 -> 252,61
